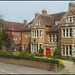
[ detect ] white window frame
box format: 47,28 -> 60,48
25,33 -> 28,38
40,30 -> 43,38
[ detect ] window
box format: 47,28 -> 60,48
70,28 -> 72,37
36,20 -> 42,26
39,44 -> 42,49
56,34 -> 58,42
74,45 -> 75,55
32,31 -> 34,38
63,45 -> 65,55
66,29 -> 68,37
32,44 -> 33,52
49,34 -> 51,42
55,21 -> 59,25
66,17 -> 69,23
13,37 -> 17,41
63,29 -> 65,37
30,33 -> 31,37
40,30 -> 43,38
74,28 -> 75,38
19,37 -> 21,40
66,45 -> 68,55
73,16 -> 75,23
25,33 -> 28,37
23,44 -> 25,50
69,45 -> 72,55
53,34 -> 55,42
37,30 -> 38,37
70,17 -> 72,23
32,30 -> 38,38
32,44 -> 38,53
35,31 -> 36,38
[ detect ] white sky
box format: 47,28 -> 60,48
0,1 -> 75,23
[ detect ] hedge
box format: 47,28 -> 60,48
0,53 -> 59,66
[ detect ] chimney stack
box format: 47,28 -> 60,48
69,2 -> 75,10
24,20 -> 27,27
42,9 -> 47,15
35,13 -> 39,18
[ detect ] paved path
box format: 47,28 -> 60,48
62,60 -> 75,73
0,62 -> 68,74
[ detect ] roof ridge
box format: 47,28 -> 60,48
5,21 -> 23,24
48,11 -> 67,16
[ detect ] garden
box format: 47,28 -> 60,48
0,48 -> 65,70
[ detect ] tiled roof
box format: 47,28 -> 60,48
21,26 -> 31,32
47,25 -> 59,33
28,12 -> 66,27
48,12 -> 66,21
40,15 -> 54,26
28,19 -> 34,24
3,21 -> 24,32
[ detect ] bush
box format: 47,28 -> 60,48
39,48 -> 43,54
0,50 -> 65,69
13,51 -> 20,56
53,48 -> 60,59
35,53 -> 41,57
71,57 -> 75,62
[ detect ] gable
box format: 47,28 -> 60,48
66,9 -> 75,16
31,15 -> 45,27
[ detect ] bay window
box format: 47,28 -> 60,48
53,34 -> 54,42
70,28 -> 72,37
40,30 -> 43,38
63,29 -> 65,37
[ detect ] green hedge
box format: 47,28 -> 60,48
0,53 -> 59,66
71,57 -> 75,62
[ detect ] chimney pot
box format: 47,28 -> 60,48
42,9 -> 47,15
24,20 -> 27,27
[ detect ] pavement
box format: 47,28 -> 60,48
0,62 -> 69,74
62,60 -> 75,74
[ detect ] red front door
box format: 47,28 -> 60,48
45,48 -> 50,57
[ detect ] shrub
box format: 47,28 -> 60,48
71,57 -> 75,62
39,48 -> 43,54
13,51 -> 20,56
35,53 -> 41,57
19,51 -> 29,57
0,50 -> 65,69
53,48 -> 60,59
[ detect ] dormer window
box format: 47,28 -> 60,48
35,20 -> 42,26
66,16 -> 75,23
55,21 -> 59,25
70,17 -> 72,23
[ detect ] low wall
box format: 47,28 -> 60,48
0,57 -> 57,71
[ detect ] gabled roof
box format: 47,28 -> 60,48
21,25 -> 31,32
40,15 -> 54,26
3,21 -> 24,32
48,12 -> 67,21
47,25 -> 59,33
28,12 -> 66,27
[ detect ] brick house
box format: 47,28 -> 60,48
3,20 -> 25,51
21,9 -> 66,57
60,2 -> 75,57
21,20 -> 31,51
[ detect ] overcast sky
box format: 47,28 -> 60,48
0,1 -> 75,23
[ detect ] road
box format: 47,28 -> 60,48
0,62 -> 69,74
